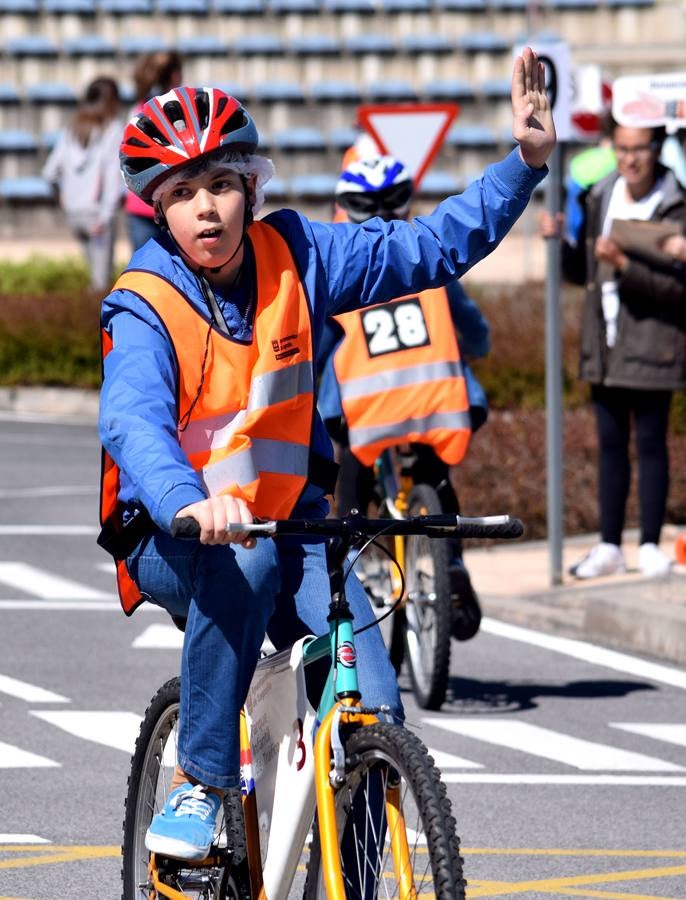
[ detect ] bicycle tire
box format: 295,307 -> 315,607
404,483 -> 453,710
304,721 -> 465,899
121,677 -> 243,900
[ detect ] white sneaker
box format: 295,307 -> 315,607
638,542 -> 672,577
569,542 -> 626,579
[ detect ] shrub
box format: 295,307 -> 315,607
0,257 -> 90,296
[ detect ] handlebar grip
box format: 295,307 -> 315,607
171,516 -> 201,539
452,517 -> 524,540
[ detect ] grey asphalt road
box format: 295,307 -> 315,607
1,414 -> 685,900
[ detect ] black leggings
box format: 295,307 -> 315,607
592,385 -> 672,546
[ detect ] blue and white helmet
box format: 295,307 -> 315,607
335,154 -> 413,223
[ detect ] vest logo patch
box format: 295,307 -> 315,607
272,333 -> 300,360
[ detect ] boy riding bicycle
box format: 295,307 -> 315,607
98,48 -> 555,862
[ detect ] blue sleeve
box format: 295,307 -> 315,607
306,149 -> 546,315
446,280 -> 491,359
99,291 -> 207,531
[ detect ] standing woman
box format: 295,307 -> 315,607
555,118 -> 686,578
124,51 -> 183,252
42,76 -> 123,292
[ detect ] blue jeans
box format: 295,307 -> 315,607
127,524 -> 403,790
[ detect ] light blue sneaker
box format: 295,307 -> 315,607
145,783 -> 222,861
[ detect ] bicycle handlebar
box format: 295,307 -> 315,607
170,513 -> 524,541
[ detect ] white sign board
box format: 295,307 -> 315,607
612,72 -> 686,129
514,40 -> 572,141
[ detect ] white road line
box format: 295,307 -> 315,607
0,834 -> 51,844
439,774 -> 686,785
424,719 -> 684,772
0,674 -> 69,704
426,747 -> 482,769
611,723 -> 686,747
0,486 -> 97,499
0,600 -> 149,610
96,561 -> 116,574
0,741 -> 60,768
31,711 -> 143,754
0,525 -> 99,536
0,562 -> 110,600
482,617 -> 686,690
133,624 -> 184,649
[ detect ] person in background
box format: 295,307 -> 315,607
318,154 -> 490,641
42,76 -> 123,292
542,116 -> 686,579
124,50 -> 183,252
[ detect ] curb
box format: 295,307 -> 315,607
0,386 -> 99,420
481,573 -> 686,667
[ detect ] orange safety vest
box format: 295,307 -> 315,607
333,287 -> 471,467
100,221 -> 315,614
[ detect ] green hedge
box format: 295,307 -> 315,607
0,258 -> 684,432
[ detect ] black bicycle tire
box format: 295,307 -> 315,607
121,676 -> 181,900
303,721 -> 466,899
404,483 -> 453,710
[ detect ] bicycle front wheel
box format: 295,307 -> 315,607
404,484 -> 453,709
305,722 -> 465,899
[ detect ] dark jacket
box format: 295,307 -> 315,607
562,165 -> 686,390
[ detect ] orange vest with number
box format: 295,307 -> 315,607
332,288 -> 471,467
100,220 -> 315,614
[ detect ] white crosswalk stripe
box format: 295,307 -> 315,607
611,723 -> 686,748
133,623 -> 184,649
0,673 -> 69,703
31,711 -> 143,754
0,741 -> 59,768
426,747 -> 482,769
0,834 -> 51,844
423,718 -> 685,772
0,562 -> 110,600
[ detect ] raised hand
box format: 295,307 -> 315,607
512,46 -> 556,169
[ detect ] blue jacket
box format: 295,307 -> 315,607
99,149 -> 546,532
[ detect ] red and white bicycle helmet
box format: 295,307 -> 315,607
120,86 -> 259,202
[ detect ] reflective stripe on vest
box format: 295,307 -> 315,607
333,287 -> 471,467
100,220 -> 315,614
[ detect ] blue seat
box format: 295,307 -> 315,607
547,0 -> 596,7
64,34 -> 116,55
120,35 -> 170,54
480,77 -> 511,99
263,175 -> 288,197
290,173 -> 337,197
267,0 -> 319,11
215,82 -> 248,102
498,126 -> 516,146
176,35 -> 229,55
489,0 -> 526,8
0,0 -> 39,11
346,34 -> 396,54
458,31 -> 509,52
271,127 -> 326,151
419,170 -> 462,195
253,82 -> 306,103
380,0 -> 431,10
43,0 -> 95,11
446,124 -> 497,146
98,0 -> 152,11
26,83 -> 78,104
42,129 -> 60,150
6,35 -> 59,56
232,34 -> 284,54
328,126 -> 360,150
0,176 -> 52,200
606,0 -> 653,6
323,0 -> 374,12
311,81 -> 363,103
156,0 -> 208,12
290,34 -> 341,55
0,84 -> 21,104
434,0 -> 486,9
403,34 -> 453,54
211,0 -> 263,11
422,79 -> 476,101
367,80 -> 417,102
0,130 -> 39,152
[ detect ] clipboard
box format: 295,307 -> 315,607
609,218 -> 682,265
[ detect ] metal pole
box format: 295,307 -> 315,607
544,142 -> 564,585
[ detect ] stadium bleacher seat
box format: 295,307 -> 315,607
434,0 -> 486,10
403,34 -> 453,54
328,126 -> 360,150
420,170 -> 463,196
422,79 -> 476,101
380,0 -> 431,11
290,34 -> 341,55
215,82 -> 249,102
0,0 -> 39,11
176,34 -> 230,55
290,173 -> 338,197
322,0 -> 374,13
0,176 -> 52,201
6,35 -> 59,56
210,0 -> 263,11
311,81 -> 363,102
0,84 -> 22,104
119,35 -> 170,53
0,130 -> 39,178
263,175 -> 288,199
253,82 -> 306,103
270,126 -> 326,151
458,31 -> 509,52
232,34 -> 284,54
367,80 -> 418,101
63,34 -> 116,55
346,34 -> 396,55
266,0 -> 320,12
480,77 -> 512,99
26,83 -> 78,104
98,0 -> 152,11
156,0 -> 208,13
43,0 -> 95,11
446,124 -> 498,146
